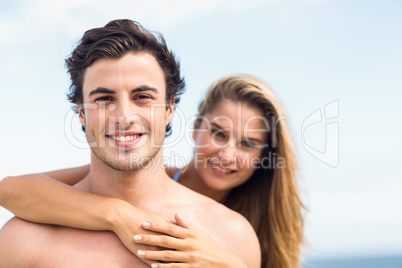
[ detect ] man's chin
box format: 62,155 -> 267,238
96,158 -> 142,172
107,163 -> 140,172
95,154 -> 156,172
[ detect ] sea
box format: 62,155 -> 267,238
303,255 -> 402,268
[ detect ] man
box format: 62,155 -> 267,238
0,19 -> 260,267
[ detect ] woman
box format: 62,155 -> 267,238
0,74 -> 305,267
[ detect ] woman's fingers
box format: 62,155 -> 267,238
134,234 -> 187,250
174,213 -> 190,229
142,220 -> 192,239
137,249 -> 188,262
150,263 -> 192,268
174,213 -> 201,232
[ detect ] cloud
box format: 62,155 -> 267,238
0,0 -> 327,48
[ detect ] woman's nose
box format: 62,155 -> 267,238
217,145 -> 238,163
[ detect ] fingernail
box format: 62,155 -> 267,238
143,221 -> 151,229
137,249 -> 145,256
134,235 -> 142,241
151,264 -> 158,268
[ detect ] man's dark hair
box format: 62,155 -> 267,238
66,19 -> 185,136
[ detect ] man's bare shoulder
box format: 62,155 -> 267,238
0,217 -> 50,267
0,217 -> 145,267
197,202 -> 261,267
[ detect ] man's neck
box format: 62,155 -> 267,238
78,151 -> 170,209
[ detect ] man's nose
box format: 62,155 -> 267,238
113,100 -> 137,128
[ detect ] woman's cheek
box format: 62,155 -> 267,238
237,151 -> 258,172
194,133 -> 213,154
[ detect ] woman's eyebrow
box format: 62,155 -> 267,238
244,137 -> 263,144
210,122 -> 225,129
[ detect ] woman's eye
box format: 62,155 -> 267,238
241,140 -> 256,148
211,129 -> 225,138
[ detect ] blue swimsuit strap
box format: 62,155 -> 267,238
172,169 -> 181,182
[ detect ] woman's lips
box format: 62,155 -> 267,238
208,160 -> 236,175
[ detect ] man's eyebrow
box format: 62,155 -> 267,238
88,87 -> 116,97
88,86 -> 159,97
131,85 -> 159,94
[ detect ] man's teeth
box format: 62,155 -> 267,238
111,135 -> 139,141
209,161 -> 232,173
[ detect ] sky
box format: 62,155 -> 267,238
1,0 -> 402,260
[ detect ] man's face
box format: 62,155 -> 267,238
78,52 -> 174,171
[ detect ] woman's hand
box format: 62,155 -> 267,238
108,200 -> 175,266
133,213 -> 247,268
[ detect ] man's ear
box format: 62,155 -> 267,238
78,104 -> 85,128
165,100 -> 175,126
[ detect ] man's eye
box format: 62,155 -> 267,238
95,96 -> 112,102
134,95 -> 151,100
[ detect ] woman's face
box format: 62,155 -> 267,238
192,100 -> 268,192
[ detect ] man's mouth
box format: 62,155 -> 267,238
105,133 -> 146,146
208,160 -> 236,174
109,134 -> 142,142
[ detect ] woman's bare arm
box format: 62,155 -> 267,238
0,173 -> 115,230
0,165 -> 91,227
41,165 -> 90,186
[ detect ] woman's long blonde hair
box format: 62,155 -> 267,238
197,74 -> 306,268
